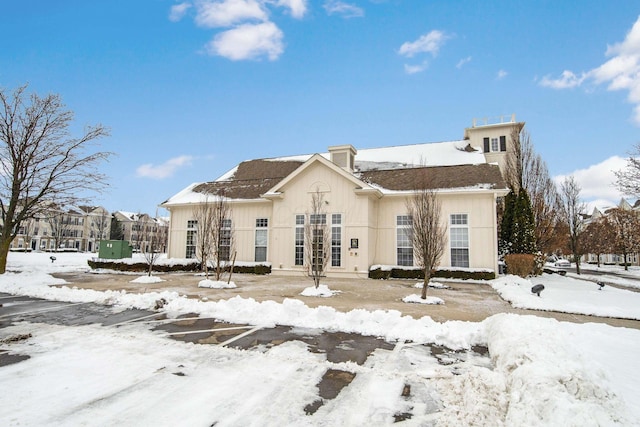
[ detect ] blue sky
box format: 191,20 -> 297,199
1,1 -> 639,215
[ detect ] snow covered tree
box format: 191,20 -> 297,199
0,85 -> 110,273
559,176 -> 586,274
406,189 -> 446,299
304,188 -> 330,289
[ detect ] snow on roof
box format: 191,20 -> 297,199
259,140 -> 483,170
214,139 -> 484,181
161,183 -> 212,206
354,140 -> 484,170
165,140 -> 490,205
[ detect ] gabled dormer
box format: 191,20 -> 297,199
328,144 -> 357,173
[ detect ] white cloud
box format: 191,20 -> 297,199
169,2 -> 192,22
323,0 -> 364,18
541,15 -> 640,124
540,70 -> 586,89
456,56 -> 471,69
398,30 -> 449,58
276,0 -> 307,19
195,0 -> 268,28
553,156 -> 627,209
136,156 -> 194,180
207,22 -> 284,60
404,61 -> 428,75
497,69 -> 508,80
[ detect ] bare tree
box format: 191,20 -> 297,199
0,85 -> 111,273
581,219 -> 614,268
138,217 -> 164,277
131,213 -> 149,253
505,128 -> 564,253
559,176 -> 587,274
615,142 -> 640,197
607,208 -> 640,271
406,189 -> 446,299
194,196 -> 216,280
92,210 -> 110,251
45,207 -> 73,251
193,194 -> 234,281
304,189 -> 330,289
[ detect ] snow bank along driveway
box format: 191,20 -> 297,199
0,253 -> 639,426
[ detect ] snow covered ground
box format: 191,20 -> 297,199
491,273 -> 640,320
577,263 -> 640,290
1,252 -> 639,426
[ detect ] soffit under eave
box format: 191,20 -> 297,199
264,153 -> 375,195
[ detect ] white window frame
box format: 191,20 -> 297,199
186,220 -> 197,259
331,214 -> 342,267
255,218 -> 268,262
295,215 -> 304,266
450,213 -> 469,268
396,215 -> 413,266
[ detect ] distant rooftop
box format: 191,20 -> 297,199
470,114 -> 517,128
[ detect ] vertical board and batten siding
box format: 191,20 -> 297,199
373,191 -> 500,272
267,161 -> 375,275
165,160 -> 503,276
228,201 -> 272,262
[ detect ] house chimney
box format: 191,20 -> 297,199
328,145 -> 357,173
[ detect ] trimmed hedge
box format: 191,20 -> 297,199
87,260 -> 272,275
368,267 -> 495,281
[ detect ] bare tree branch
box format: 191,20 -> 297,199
304,188 -> 330,289
0,85 -> 111,272
559,176 -> 587,274
407,188 -> 446,299
614,142 -> 640,198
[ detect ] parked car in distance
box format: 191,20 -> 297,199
554,259 -> 571,268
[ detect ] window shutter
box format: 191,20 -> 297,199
500,135 -> 506,151
483,137 -> 490,153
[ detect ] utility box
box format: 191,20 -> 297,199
98,240 -> 133,259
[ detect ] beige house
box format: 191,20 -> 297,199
112,211 -> 169,253
162,117 -> 522,277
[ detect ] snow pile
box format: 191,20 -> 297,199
485,314 -> 629,425
491,274 -> 640,320
198,279 -> 237,289
300,284 -> 339,297
414,281 -> 450,289
130,275 -> 165,284
402,294 -> 444,305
